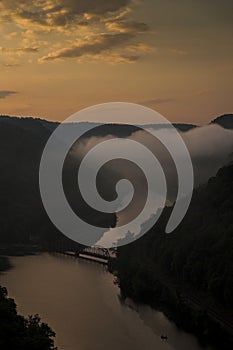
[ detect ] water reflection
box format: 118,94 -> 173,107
0,253 -> 212,350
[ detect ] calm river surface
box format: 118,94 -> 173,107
0,253 -> 212,350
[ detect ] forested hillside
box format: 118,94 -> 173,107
115,163 -> 233,348
0,116 -> 116,248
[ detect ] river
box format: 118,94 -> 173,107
0,253 -> 212,350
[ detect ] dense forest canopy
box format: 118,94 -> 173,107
116,163 -> 233,305
0,114 -> 232,349
115,163 -> 233,348
0,113 -> 232,247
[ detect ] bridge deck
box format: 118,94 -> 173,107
78,253 -> 108,265
60,250 -> 110,265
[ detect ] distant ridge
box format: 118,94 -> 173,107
210,114 -> 233,129
1,113 -> 233,132
0,114 -> 198,135
0,112 -> 232,248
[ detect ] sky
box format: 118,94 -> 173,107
0,0 -> 232,124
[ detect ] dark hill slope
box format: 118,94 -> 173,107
116,163 -> 233,348
211,114 -> 233,129
0,116 -> 115,247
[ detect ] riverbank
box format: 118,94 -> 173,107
0,253 -> 57,349
0,255 -> 11,272
112,164 -> 233,350
0,244 -> 43,256
1,248 -> 230,349
112,261 -> 233,350
0,244 -> 43,273
0,253 -> 209,350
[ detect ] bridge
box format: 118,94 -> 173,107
57,247 -> 116,265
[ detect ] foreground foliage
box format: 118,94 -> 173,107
0,286 -> 56,350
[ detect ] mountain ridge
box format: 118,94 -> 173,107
1,112 -> 232,132
210,114 -> 233,129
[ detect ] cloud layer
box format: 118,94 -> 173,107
0,0 -> 152,64
71,123 -> 233,231
1,0 -> 131,27
40,32 -> 142,62
0,91 -> 18,99
142,98 -> 175,105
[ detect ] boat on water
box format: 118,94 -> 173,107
161,334 -> 168,341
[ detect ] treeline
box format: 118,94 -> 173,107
0,115 -> 115,249
0,114 -> 231,248
115,163 -> 233,348
0,286 -> 56,350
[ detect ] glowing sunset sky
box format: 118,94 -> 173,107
0,0 -> 232,123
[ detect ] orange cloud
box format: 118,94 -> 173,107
0,0 -> 154,64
